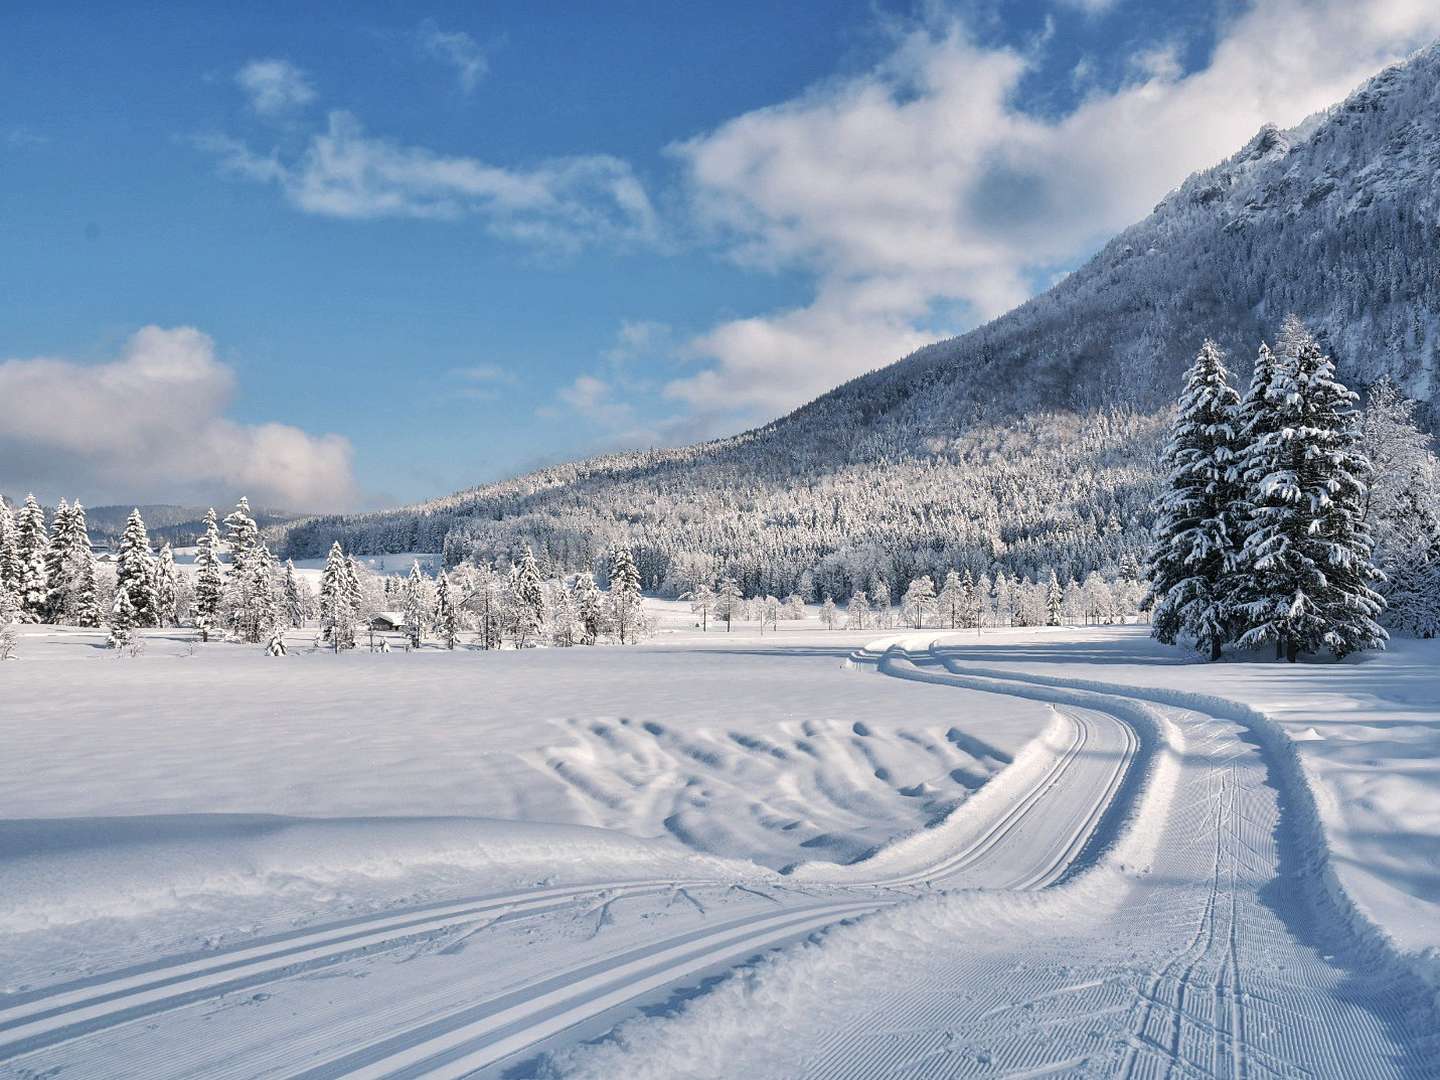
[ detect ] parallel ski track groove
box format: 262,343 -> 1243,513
0,639 -> 1142,1078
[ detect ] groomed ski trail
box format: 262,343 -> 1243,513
556,637 -> 1436,1080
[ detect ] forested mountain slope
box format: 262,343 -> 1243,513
281,43 -> 1440,600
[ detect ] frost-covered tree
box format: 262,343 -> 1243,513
992,571 -> 1014,628
456,561 -> 507,649
282,559 -> 307,627
43,499 -> 99,625
846,590 -> 870,630
760,594 -> 781,632
688,580 -> 716,632
434,568 -> 459,648
114,510 -> 158,627
108,584 -> 138,650
508,547 -> 545,647
936,570 -> 964,629
715,576 -> 743,632
224,497 -> 260,570
14,494 -> 49,621
608,546 -> 645,644
1082,571 -> 1114,624
193,510 -> 225,641
43,499 -> 74,620
1359,377 -> 1440,635
820,595 -> 840,629
319,541 -> 355,651
901,575 -> 936,629
1234,318 -> 1387,660
573,571 -> 605,644
0,583 -> 19,660
1045,570 -> 1064,627
1147,341 -> 1246,660
401,561 -> 431,648
548,580 -> 579,646
152,543 -> 180,628
868,578 -> 893,628
0,500 -> 20,597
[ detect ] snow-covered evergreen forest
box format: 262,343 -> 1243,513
1148,318 -> 1438,662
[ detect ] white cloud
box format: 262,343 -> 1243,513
1056,0 -> 1121,14
664,0 -> 1440,417
417,19 -> 491,93
0,326 -> 358,510
205,111 -> 659,251
236,59 -> 316,116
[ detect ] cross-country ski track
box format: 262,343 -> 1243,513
3,635 -> 1437,1079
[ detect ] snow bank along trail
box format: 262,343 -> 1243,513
549,638 -> 1440,1079
0,644 -> 1146,1079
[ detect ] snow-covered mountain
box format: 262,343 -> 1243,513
281,43 -> 1440,598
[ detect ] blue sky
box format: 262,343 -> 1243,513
3,0 -> 1437,511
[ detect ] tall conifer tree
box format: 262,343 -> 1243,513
1147,341 -> 1246,660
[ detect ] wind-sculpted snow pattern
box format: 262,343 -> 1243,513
534,713 -> 1016,870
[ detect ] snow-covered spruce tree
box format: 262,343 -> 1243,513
902,575 -> 936,629
343,555 -> 367,643
318,541 -> 352,651
70,503 -> 98,619
14,494 -> 49,622
608,546 -> 644,644
573,571 -> 605,644
434,569 -> 459,649
1045,570 -> 1064,627
108,584 -> 138,650
115,509 -> 158,628
1146,341 -> 1246,661
401,561 -> 431,648
0,500 -> 21,597
223,498 -> 265,638
0,582 -> 19,660
153,543 -> 180,628
1234,318 -> 1387,661
43,499 -> 74,621
508,548 -> 545,648
282,559 -> 305,627
43,499 -> 99,625
193,509 -> 225,641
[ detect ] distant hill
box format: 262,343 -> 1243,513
280,43 -> 1440,600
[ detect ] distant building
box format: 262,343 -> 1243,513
369,611 -> 407,632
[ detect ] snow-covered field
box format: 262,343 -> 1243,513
2,612 -> 1439,1077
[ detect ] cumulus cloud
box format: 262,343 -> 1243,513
204,111 -> 659,251
664,0 -> 1440,418
236,59 -> 316,115
417,19 -> 492,93
0,326 -> 358,510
